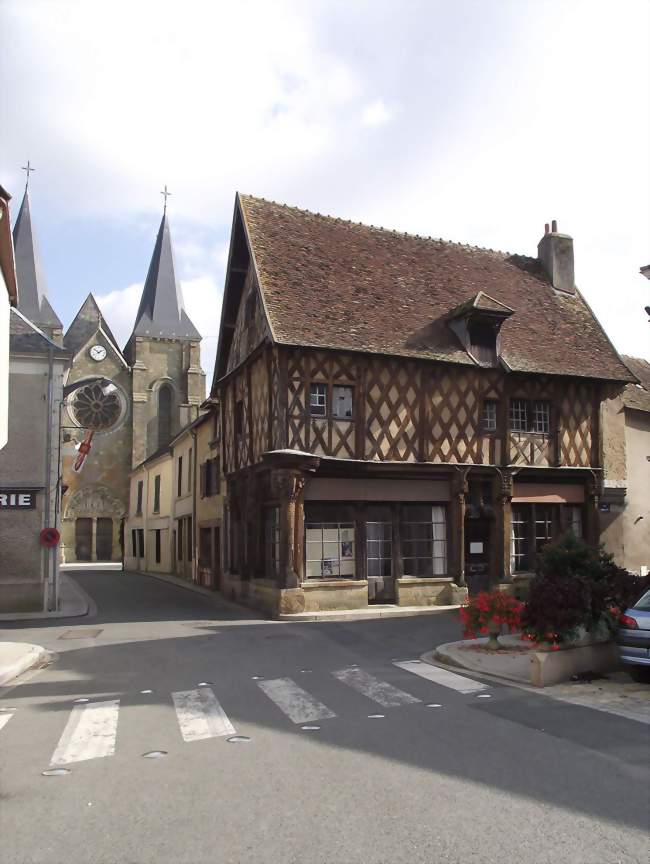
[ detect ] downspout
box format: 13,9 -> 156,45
191,428 -> 198,583
44,345 -> 55,610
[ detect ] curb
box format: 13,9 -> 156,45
0,574 -> 93,622
0,643 -> 49,687
131,570 -> 263,618
277,605 -> 460,623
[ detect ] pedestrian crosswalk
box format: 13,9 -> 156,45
0,661 -> 490,769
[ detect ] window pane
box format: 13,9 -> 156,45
304,521 -> 355,580
400,505 -> 447,577
482,400 -> 498,431
532,401 -> 550,434
332,385 -> 354,419
309,383 -> 327,416
509,399 -> 528,431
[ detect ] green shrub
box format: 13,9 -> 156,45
521,532 -> 649,644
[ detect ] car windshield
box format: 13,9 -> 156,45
633,588 -> 650,611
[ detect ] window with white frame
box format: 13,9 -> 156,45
534,505 -> 555,553
265,507 -> 280,579
332,385 -> 354,419
510,505 -> 530,571
482,400 -> 498,432
309,383 -> 327,417
305,519 -> 355,579
509,399 -> 528,432
401,505 -> 447,577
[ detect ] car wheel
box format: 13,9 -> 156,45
628,666 -> 650,683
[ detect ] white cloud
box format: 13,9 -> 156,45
361,100 -> 391,127
95,274 -> 222,383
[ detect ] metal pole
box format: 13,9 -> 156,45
44,345 -> 55,610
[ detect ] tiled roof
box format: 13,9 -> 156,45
239,195 -> 632,382
621,356 -> 650,412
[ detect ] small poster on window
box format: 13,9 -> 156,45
341,541 -> 354,558
321,558 -> 334,576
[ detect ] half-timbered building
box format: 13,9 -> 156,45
211,196 -> 633,616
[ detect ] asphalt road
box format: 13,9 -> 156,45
1,570 -> 648,864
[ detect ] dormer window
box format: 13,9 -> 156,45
468,321 -> 497,366
445,291 -> 514,369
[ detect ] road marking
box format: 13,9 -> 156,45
333,667 -> 421,707
0,712 -> 15,733
393,660 -> 489,694
50,700 -> 120,765
257,677 -> 336,724
172,687 -> 235,741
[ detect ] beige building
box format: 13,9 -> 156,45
124,447 -> 174,574
195,406 -> 223,590
601,356 -> 650,575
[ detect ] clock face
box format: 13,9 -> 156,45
89,344 -> 107,362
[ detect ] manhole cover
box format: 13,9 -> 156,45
59,628 -> 103,640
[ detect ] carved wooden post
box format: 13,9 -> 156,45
585,475 -> 600,547
496,469 -> 514,583
275,469 -> 306,588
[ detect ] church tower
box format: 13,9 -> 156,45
12,187 -> 63,344
124,206 -> 205,467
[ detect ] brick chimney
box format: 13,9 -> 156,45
537,220 -> 575,294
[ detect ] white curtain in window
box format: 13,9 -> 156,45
431,506 -> 447,575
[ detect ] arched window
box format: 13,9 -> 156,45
158,384 -> 172,447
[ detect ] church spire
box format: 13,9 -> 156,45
130,207 -> 201,341
12,186 -> 62,335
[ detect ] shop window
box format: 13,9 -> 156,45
153,474 -> 161,513
569,505 -> 583,538
534,505 -> 555,554
481,400 -> 498,432
401,505 -> 447,577
332,385 -> 354,419
366,514 -> 393,579
155,529 -> 161,564
309,383 -> 327,417
510,506 -> 530,572
305,519 -> 355,579
265,507 -> 280,579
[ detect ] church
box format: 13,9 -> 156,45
12,186 -> 205,565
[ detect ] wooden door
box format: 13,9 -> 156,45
366,508 -> 394,603
75,518 -> 92,561
96,518 -> 113,560
465,517 -> 491,595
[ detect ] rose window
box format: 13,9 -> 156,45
70,382 -> 124,431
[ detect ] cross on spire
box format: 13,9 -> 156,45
22,160 -> 35,190
161,184 -> 171,213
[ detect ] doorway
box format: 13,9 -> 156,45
465,517 -> 491,595
366,507 -> 395,603
96,518 -> 113,560
75,517 -> 92,561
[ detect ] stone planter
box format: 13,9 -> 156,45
486,620 -> 502,650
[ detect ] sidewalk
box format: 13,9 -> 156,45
0,573 -> 93,622
0,642 -> 49,687
277,604 -> 461,622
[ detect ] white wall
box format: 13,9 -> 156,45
0,274 -> 9,449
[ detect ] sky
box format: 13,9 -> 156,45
2,0 -> 648,386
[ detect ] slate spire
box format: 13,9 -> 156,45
130,212 -> 201,340
64,293 -> 124,359
12,188 -> 62,333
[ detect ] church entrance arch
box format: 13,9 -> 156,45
63,485 -> 126,563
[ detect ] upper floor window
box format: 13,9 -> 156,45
509,399 -> 528,432
188,448 -> 193,491
234,400 -> 244,441
310,383 -> 327,417
136,480 -> 143,515
332,385 -> 354,419
481,400 -> 498,432
509,399 -> 551,434
153,475 -> 161,513
177,456 -> 183,497
468,321 -> 497,365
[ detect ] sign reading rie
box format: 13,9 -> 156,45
0,489 -> 38,509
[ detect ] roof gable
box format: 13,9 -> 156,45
237,195 -> 632,383
64,293 -> 125,361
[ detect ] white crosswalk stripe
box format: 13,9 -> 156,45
0,712 -> 15,733
50,699 -> 120,765
333,667 -> 421,707
394,660 -> 489,694
172,687 -> 236,741
257,677 -> 336,724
